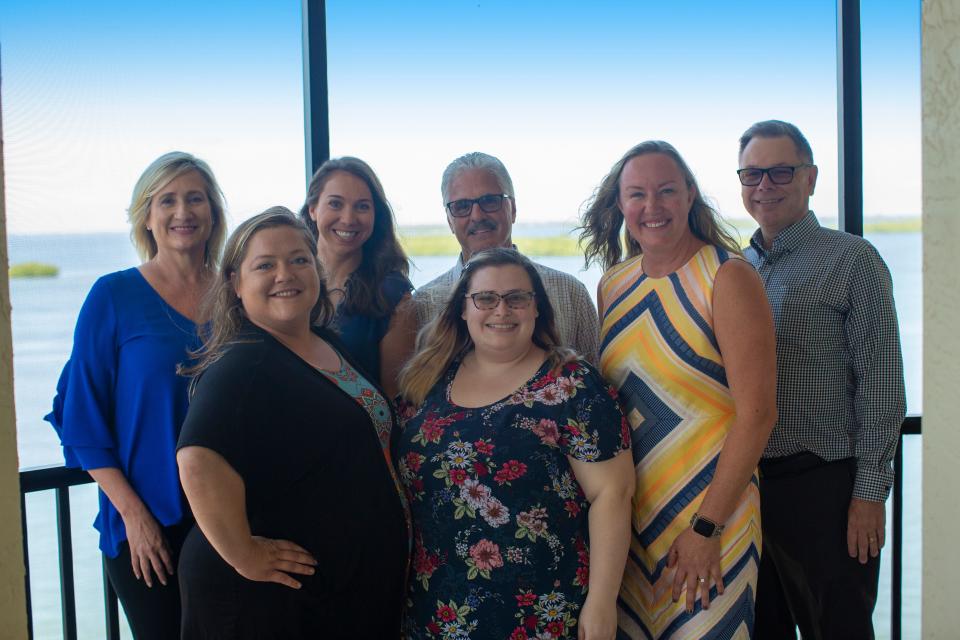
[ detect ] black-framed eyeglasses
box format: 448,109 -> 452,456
736,164 -> 813,186
445,193 -> 512,218
465,290 -> 535,310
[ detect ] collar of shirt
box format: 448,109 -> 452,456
749,210 -> 821,261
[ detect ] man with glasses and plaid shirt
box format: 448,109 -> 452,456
738,120 -> 906,639
413,152 -> 600,363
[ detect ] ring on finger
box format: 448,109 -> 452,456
697,577 -> 706,584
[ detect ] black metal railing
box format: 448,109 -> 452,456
18,417 -> 922,640
891,415 -> 921,640
19,465 -> 120,640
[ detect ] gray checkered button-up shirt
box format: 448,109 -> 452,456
745,211 -> 906,502
412,256 -> 600,365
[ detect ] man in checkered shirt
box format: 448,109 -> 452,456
413,152 -> 599,364
739,120 -> 906,639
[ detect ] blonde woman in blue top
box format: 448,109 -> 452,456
46,152 -> 226,639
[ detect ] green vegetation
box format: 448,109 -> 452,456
398,217 -> 921,257
399,234 -> 461,256
399,233 -> 585,257
514,237 -> 584,256
863,218 -> 922,233
9,262 -> 59,278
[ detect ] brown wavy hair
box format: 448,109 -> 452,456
578,140 -> 741,271
181,207 -> 334,383
398,248 -> 573,406
298,157 -> 409,317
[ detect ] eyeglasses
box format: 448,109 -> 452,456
736,164 -> 813,186
445,193 -> 512,218
465,290 -> 535,310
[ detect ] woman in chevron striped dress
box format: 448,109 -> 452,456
579,141 -> 777,639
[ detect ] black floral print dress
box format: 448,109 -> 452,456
396,359 -> 630,640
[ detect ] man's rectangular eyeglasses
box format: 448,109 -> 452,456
465,290 -> 536,310
737,164 -> 813,186
445,193 -> 512,218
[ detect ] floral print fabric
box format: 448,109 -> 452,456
396,359 -> 630,639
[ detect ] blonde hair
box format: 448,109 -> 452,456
398,248 -> 572,406
578,140 -> 741,271
181,207 -> 333,382
127,151 -> 227,266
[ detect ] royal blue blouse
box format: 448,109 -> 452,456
45,268 -> 199,558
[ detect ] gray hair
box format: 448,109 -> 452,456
739,120 -> 815,164
440,152 -> 515,204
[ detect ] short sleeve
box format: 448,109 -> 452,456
177,346 -> 257,476
45,276 -> 122,470
382,272 -> 414,310
556,360 -> 631,463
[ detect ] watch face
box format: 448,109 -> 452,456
692,517 -> 716,538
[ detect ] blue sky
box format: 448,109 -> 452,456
1,1 -> 920,234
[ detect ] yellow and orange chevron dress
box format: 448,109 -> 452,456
599,245 -> 760,640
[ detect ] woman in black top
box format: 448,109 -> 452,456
177,208 -> 409,639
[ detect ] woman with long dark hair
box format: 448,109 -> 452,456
299,157 -> 414,397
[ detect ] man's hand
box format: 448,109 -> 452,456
847,497 -> 885,564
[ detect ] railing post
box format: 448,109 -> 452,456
892,435 -> 904,640
55,486 -> 77,640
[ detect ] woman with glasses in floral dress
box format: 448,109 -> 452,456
395,247 -> 634,640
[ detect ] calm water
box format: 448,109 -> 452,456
7,232 -> 922,639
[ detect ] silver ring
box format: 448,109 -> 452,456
697,577 -> 705,584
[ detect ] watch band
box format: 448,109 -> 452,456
690,512 -> 724,538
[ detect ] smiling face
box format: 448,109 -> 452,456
739,135 -> 818,245
617,153 -> 696,255
146,170 -> 214,258
462,264 -> 538,358
233,225 -> 320,339
446,168 -> 516,261
308,170 -> 375,264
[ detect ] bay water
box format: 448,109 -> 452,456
7,231 -> 922,638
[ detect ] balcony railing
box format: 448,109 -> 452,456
18,417 -> 922,640
19,466 -> 120,640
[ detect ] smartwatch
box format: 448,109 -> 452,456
690,512 -> 724,538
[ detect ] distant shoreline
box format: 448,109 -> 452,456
399,218 -> 923,257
